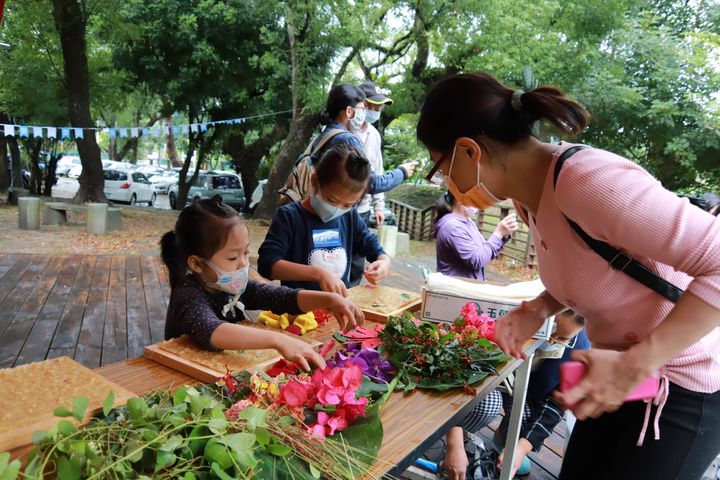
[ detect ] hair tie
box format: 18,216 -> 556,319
511,89 -> 525,111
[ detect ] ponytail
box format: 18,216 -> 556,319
433,191 -> 456,235
160,231 -> 186,290
417,72 -> 590,152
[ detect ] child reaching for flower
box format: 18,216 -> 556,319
258,144 -> 391,297
161,196 -> 364,370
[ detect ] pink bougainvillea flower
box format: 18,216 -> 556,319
361,337 -> 381,349
280,379 -> 312,407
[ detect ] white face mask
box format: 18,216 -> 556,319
364,109 -> 381,125
348,107 -> 366,132
203,260 -> 249,296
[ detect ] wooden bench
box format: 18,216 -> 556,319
43,201 -> 123,234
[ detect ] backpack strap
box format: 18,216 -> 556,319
301,128 -> 346,162
553,145 -> 684,303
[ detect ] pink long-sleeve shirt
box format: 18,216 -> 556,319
528,143 -> 720,393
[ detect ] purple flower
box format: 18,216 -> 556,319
352,349 -> 396,383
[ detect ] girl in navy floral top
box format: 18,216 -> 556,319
161,196 -> 363,370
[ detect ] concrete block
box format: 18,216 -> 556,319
43,203 -> 68,225
86,203 -> 108,235
18,197 -> 41,230
107,208 -> 123,231
396,231 -> 410,255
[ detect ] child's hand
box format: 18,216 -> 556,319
364,257 -> 390,285
329,294 -> 365,332
274,334 -> 326,371
315,267 -> 348,297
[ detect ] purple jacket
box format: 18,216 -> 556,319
433,212 -> 508,280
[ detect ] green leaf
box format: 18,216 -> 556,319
53,406 -> 73,418
234,449 -> 259,469
160,435 -> 184,453
155,450 -> 176,469
57,455 -> 81,480
173,387 -> 188,406
181,473 -> 197,480
208,407 -> 228,434
57,420 -> 78,436
124,440 -> 144,463
204,440 -> 233,470
31,430 -> 48,445
188,425 -> 211,456
210,462 -> 235,480
267,444 -> 291,457
277,415 -> 295,426
218,432 -> 256,453
0,452 -> 20,480
127,397 -> 148,420
309,463 -> 322,478
72,396 -> 89,422
238,406 -> 268,428
102,391 -> 116,417
255,427 -> 270,446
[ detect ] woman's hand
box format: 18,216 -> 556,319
314,267 -> 348,297
273,334 -> 326,371
442,428 -> 468,480
329,294 -> 365,332
364,256 -> 390,284
554,349 -> 650,420
495,300 -> 547,359
494,213 -> 520,238
498,438 -> 533,478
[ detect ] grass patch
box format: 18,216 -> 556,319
386,184 -> 442,210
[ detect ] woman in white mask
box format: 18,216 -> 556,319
417,72 -> 720,480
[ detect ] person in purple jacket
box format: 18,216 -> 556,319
433,190 -> 519,280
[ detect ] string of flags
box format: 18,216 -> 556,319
0,108 -> 294,141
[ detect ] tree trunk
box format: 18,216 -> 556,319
7,136 -> 22,189
256,111 -> 317,219
53,0 -> 106,204
0,134 -> 9,191
175,125 -> 201,210
165,118 -> 182,168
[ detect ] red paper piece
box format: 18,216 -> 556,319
286,324 -> 303,336
320,339 -> 336,358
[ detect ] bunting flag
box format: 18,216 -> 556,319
0,108 -> 294,142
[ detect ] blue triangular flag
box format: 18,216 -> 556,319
32,126 -> 43,138
47,127 -> 57,138
130,128 -> 139,138
74,128 -> 84,139
190,124 -> 198,133
61,128 -> 71,139
181,125 -> 189,134
151,127 -> 160,137
109,128 -> 117,139
119,128 -> 128,138
19,126 -> 29,138
172,126 -> 179,135
142,127 -> 149,137
200,123 -> 208,132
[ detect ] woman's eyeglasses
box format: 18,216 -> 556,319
423,154 -> 448,185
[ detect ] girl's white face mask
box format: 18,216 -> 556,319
201,260 -> 249,318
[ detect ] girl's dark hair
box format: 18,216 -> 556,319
315,144 -> 371,193
321,83 -> 366,125
701,193 -> 720,216
433,190 -> 457,229
160,195 -> 245,289
559,309 -> 586,326
417,72 -> 590,153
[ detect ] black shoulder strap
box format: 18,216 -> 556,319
553,145 -> 684,303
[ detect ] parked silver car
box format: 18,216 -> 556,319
168,172 -> 245,210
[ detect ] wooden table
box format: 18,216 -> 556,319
97,322 -> 544,478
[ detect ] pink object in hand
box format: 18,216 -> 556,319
560,361 -> 660,408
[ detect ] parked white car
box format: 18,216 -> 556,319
148,170 -> 179,194
68,165 -> 83,178
103,169 -> 156,206
57,156 -> 82,176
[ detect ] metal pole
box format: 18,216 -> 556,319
499,351 -> 535,480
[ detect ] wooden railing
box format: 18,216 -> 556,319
387,199 -> 536,267
387,199 -> 436,241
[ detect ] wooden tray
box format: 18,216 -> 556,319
0,357 -> 135,453
144,334 -> 321,383
347,285 -> 422,323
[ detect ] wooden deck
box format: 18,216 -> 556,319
0,252 -> 561,479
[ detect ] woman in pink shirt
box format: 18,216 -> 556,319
416,72 -> 720,480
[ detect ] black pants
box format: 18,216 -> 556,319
560,382 -> 720,480
349,210 -> 372,287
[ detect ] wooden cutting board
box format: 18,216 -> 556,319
0,357 -> 135,452
347,284 -> 422,323
144,334 -> 321,383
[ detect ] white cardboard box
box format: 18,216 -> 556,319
420,277 -> 554,340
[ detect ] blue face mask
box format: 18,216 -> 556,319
310,191 -> 349,223
364,109 -> 381,125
